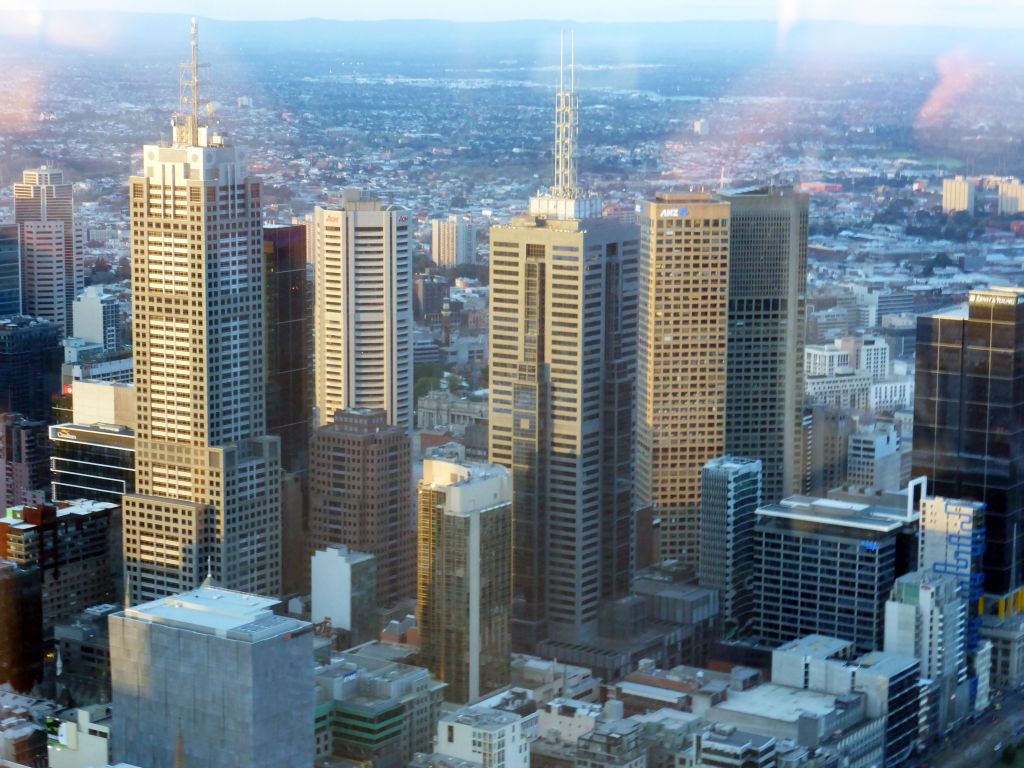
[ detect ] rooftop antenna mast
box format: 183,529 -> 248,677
176,17 -> 206,146
553,30 -> 580,199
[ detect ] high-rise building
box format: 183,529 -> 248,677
488,45 -> 639,648
313,188 -> 412,430
722,188 -> 808,504
754,495 -> 916,653
263,223 -> 312,471
72,285 -> 122,352
847,424 -> 901,491
433,706 -> 530,768
109,585 -> 313,768
121,22 -> 281,603
0,225 -> 20,317
0,315 -> 62,421
837,334 -> 890,380
942,175 -> 975,214
636,193 -> 730,569
698,457 -> 762,632
417,458 -> 512,703
14,167 -> 84,335
0,559 -> 43,694
914,287 -> 1024,597
885,571 -> 968,730
309,408 -> 414,605
311,544 -> 377,646
0,500 -> 116,632
0,413 -> 50,510
431,214 -> 475,267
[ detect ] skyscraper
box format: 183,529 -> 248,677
122,22 -> 281,603
263,223 -> 312,471
698,456 -> 762,632
309,407 -> 414,605
313,189 -> 412,430
488,39 -> 639,648
72,285 -> 122,352
431,214 -> 475,267
0,560 -> 43,694
417,459 -> 512,703
0,225 -> 20,317
0,315 -> 62,421
14,167 -> 84,335
914,287 -> 1024,597
636,193 -> 730,570
721,188 -> 808,504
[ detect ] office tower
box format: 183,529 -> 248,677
109,585 -> 313,768
417,458 -> 512,703
0,413 -> 50,510
998,178 -> 1024,215
0,500 -> 116,631
0,559 -> 43,693
914,287 -> 1024,597
636,193 -> 729,569
431,214 -> 474,267
413,272 -> 449,320
311,544 -> 378,646
50,380 -> 136,506
846,424 -> 901,491
754,495 -> 915,653
836,334 -> 890,380
309,408 -> 414,604
121,23 -> 281,603
0,316 -> 62,421
698,457 -> 762,632
942,175 -> 975,214
264,223 -> 312,471
72,285 -> 121,351
721,188 -> 808,504
0,225 -> 20,317
885,572 -> 968,730
313,188 -> 412,430
14,167 -> 83,335
488,44 -> 639,648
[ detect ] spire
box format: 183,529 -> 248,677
174,17 -> 206,147
552,30 -> 580,199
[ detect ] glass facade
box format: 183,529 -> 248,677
264,224 -> 312,473
0,225 -> 20,318
913,290 -> 1024,596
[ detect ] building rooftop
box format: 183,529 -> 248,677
757,495 -> 913,533
775,635 -> 853,660
442,706 -> 522,731
118,586 -> 307,643
2,499 -> 118,528
703,724 -> 776,750
713,684 -> 846,722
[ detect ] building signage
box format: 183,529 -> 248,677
659,207 -> 688,218
970,292 -> 1024,306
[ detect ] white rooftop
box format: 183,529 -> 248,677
713,684 -> 844,722
121,586 -> 306,643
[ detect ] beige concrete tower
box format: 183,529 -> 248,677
313,189 -> 412,430
636,193 -> 730,569
488,35 -> 639,649
14,167 -> 84,335
122,20 -> 281,603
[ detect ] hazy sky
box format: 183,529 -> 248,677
1,0 -> 1023,25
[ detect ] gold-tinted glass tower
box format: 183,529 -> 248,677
488,36 -> 639,649
122,21 -> 281,602
636,194 -> 730,570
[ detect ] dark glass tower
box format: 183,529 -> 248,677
913,287 -> 1024,596
0,225 -> 20,318
264,224 -> 312,472
0,316 -> 62,422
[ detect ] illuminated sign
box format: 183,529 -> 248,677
56,430 -> 77,441
860,540 -> 880,552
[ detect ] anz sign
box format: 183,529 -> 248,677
659,207 -> 688,218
